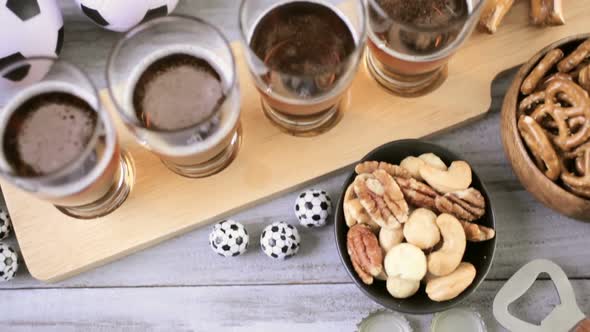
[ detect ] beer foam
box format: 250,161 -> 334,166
124,45 -> 240,157
6,92 -> 97,176
0,82 -> 117,199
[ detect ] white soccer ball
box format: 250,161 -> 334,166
209,220 -> 249,257
0,208 -> 11,240
0,243 -> 18,282
0,0 -> 64,93
294,189 -> 332,228
260,222 -> 301,260
76,0 -> 179,32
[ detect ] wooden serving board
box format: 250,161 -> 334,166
3,1 -> 589,282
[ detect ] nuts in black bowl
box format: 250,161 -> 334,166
334,139 -> 496,314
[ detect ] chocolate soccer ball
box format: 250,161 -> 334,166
260,222 -> 301,259
209,220 -> 249,257
0,243 -> 18,282
0,208 -> 11,240
294,189 -> 332,228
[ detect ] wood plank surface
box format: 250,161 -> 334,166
5,0 -> 590,284
0,280 -> 586,332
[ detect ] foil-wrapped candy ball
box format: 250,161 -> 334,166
0,208 -> 11,240
294,189 -> 332,228
260,222 -> 301,259
208,220 -> 249,257
0,243 -> 18,282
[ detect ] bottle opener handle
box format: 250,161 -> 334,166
493,259 -> 585,332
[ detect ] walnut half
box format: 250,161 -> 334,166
347,224 -> 383,285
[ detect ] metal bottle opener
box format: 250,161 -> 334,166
493,259 -> 589,332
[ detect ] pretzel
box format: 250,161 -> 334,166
576,155 -> 586,175
530,0 -> 565,26
541,116 -> 586,132
530,79 -> 590,151
561,149 -> 590,198
541,72 -> 573,89
558,39 -> 590,73
579,65 -> 590,93
519,91 -> 546,115
569,116 -> 587,132
521,49 -> 564,95
518,115 -> 562,180
479,0 -> 515,34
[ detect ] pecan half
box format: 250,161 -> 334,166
355,161 -> 411,179
347,224 -> 383,285
435,188 -> 486,222
354,175 -> 398,229
373,169 -> 409,224
458,220 -> 496,242
395,176 -> 439,212
354,170 -> 409,228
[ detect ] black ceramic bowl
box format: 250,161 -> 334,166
334,139 -> 496,314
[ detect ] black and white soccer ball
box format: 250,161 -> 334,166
0,208 -> 11,240
260,222 -> 301,259
0,0 -> 64,93
294,189 -> 332,228
209,219 -> 249,257
76,0 -> 178,32
0,243 -> 18,282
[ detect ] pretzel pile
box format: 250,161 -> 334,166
517,38 -> 590,199
479,0 -> 565,34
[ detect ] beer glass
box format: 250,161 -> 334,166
240,0 -> 367,136
366,0 -> 485,96
0,57 -> 134,219
107,15 -> 241,178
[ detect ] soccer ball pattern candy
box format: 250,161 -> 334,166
260,222 -> 301,259
0,243 -> 18,282
0,0 -> 64,92
209,220 -> 249,257
294,189 -> 332,228
76,0 -> 178,32
0,209 -> 11,240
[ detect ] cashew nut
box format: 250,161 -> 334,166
379,226 -> 404,253
344,176 -> 380,231
419,161 -> 472,194
427,214 -> 466,276
343,184 -> 357,227
426,262 -> 476,302
403,208 -> 440,249
400,156 -> 425,180
384,243 -> 427,281
387,277 -> 420,299
419,153 -> 448,171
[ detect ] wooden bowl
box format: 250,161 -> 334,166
501,34 -> 590,221
334,139 -> 496,314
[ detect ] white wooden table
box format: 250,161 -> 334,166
1,1 -> 589,331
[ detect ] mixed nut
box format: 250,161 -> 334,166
518,38 -> 590,199
345,153 -> 495,302
479,0 -> 565,34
